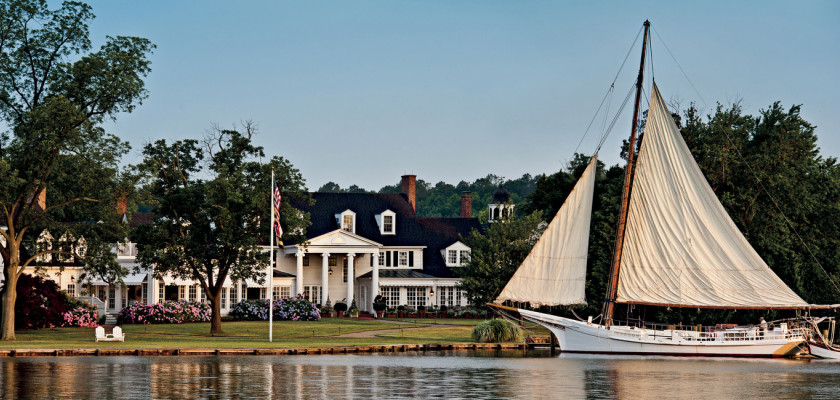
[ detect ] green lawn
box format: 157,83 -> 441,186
0,319 -> 487,350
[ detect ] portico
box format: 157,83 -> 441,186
282,229 -> 382,311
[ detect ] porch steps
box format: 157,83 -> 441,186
104,313 -> 118,325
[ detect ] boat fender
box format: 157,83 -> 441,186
587,316 -> 593,326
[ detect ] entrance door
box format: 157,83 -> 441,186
360,285 -> 367,312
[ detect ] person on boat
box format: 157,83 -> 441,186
760,317 -> 768,336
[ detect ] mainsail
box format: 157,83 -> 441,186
495,154 -> 598,307
616,83 -> 808,309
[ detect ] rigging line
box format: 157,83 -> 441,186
652,26 -> 708,109
596,83 -> 636,152
572,86 -> 615,156
651,30 -> 839,295
572,25 -> 643,157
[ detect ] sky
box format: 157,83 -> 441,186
66,0 -> 840,191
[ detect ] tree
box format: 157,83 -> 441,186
134,124 -> 311,334
456,211 -> 544,306
0,0 -> 154,340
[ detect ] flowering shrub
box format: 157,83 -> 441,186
229,296 -> 320,321
117,300 -> 211,324
62,307 -> 99,327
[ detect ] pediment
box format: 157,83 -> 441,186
308,229 -> 382,248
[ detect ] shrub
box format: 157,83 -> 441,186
333,302 -> 348,312
229,296 -> 320,321
13,274 -> 73,329
62,307 -> 99,327
417,305 -> 426,312
117,300 -> 211,324
373,302 -> 387,312
471,319 -> 524,343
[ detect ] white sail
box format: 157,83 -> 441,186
616,83 -> 808,308
495,154 -> 598,307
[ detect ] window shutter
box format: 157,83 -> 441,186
392,251 -> 398,266
370,255 -> 373,267
386,251 -> 391,267
408,251 -> 414,266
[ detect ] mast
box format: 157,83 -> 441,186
604,20 -> 649,327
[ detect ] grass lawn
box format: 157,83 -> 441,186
0,318 -> 489,350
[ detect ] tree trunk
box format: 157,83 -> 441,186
209,290 -> 223,335
0,273 -> 17,341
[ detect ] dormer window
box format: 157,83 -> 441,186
376,209 -> 396,235
443,241 -> 471,267
335,210 -> 356,234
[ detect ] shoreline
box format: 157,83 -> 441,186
0,342 -> 539,357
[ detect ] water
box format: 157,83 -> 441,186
2,350 -> 839,399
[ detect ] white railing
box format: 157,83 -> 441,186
612,319 -> 809,343
116,242 -> 137,258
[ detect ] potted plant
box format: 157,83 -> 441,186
417,305 -> 426,318
397,305 -> 406,318
373,301 -> 387,318
386,308 -> 397,318
334,301 -> 347,318
439,305 -> 448,318
321,300 -> 334,318
348,299 -> 360,318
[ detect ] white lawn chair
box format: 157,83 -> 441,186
94,326 -> 125,342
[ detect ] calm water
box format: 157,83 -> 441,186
2,350 -> 840,399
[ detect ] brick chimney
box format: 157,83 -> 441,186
401,175 -> 416,211
116,194 -> 128,215
460,192 -> 472,218
36,187 -> 46,211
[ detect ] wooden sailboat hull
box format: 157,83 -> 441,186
520,310 -> 806,358
808,341 -> 840,359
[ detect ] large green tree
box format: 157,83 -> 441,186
0,0 -> 153,340
456,211 -> 544,306
134,124 -> 311,334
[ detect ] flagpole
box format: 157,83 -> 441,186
269,168 -> 274,342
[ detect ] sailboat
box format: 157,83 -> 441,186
492,21 -> 838,357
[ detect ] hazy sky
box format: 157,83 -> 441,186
73,0 -> 839,190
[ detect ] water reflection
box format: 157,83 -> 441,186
2,351 -> 839,399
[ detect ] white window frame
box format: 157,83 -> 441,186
67,283 -> 76,298
378,210 -> 396,235
399,251 -> 408,266
444,241 -> 471,267
337,210 -> 356,233
280,286 -> 291,298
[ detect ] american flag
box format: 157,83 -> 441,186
273,179 -> 283,239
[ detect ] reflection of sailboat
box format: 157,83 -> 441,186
492,21 -> 838,357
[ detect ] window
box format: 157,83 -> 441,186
260,288 -> 267,299
343,257 -> 348,283
66,284 -> 76,298
381,287 -> 399,308
108,286 -> 116,309
273,286 -> 281,301
329,256 -> 337,267
304,285 -> 322,304
189,285 -> 196,301
121,287 -> 127,308
383,215 -> 393,233
230,283 -> 238,304
302,255 -> 310,267
460,250 -> 470,265
280,286 -> 290,298
378,254 -> 385,266
447,250 -> 458,264
221,287 -> 228,309
200,287 -> 206,303
158,280 -> 164,303
342,215 -> 353,232
439,287 -> 456,307
406,287 -> 424,308
399,251 -> 408,266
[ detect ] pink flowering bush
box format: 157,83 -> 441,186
62,307 -> 99,327
230,295 -> 320,321
117,300 -> 211,324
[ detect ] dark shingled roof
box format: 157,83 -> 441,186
294,192 -> 484,279
273,269 -> 295,278
491,186 -> 511,204
129,212 -> 154,228
294,193 -> 424,246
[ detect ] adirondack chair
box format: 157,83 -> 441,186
95,326 -> 125,342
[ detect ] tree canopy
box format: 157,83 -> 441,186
0,0 -> 154,340
133,124 -> 311,334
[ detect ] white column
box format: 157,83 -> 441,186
146,270 -> 155,304
295,252 -> 305,296
346,253 -> 355,306
321,252 -> 330,305
114,284 -> 122,311
371,253 -> 379,311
